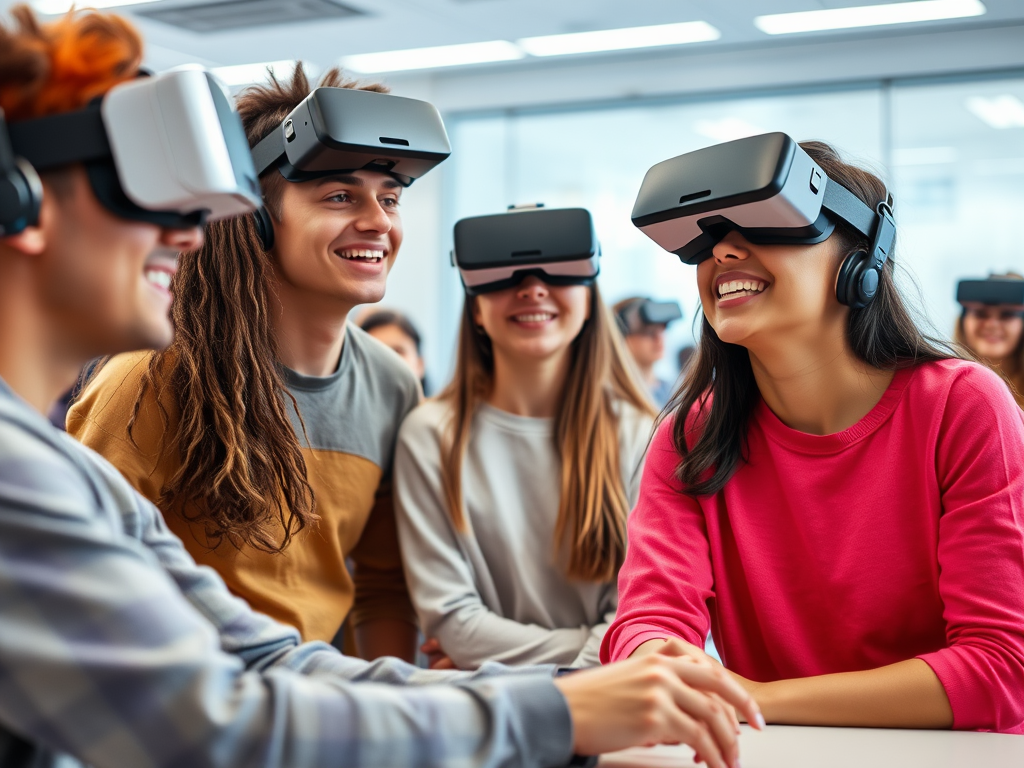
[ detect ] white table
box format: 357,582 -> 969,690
598,725 -> 1024,767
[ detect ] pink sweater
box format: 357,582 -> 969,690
602,360 -> 1024,733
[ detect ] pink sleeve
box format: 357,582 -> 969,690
917,365 -> 1024,733
600,418 -> 714,663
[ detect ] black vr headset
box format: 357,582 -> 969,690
631,132 -> 897,309
251,87 -> 451,249
453,204 -> 600,296
1,69 -> 261,236
957,277 -> 1024,308
616,298 -> 683,336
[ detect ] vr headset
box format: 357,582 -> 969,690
1,68 -> 261,236
616,298 -> 683,335
453,204 -> 600,296
249,86 -> 451,250
957,277 -> 1024,307
251,87 -> 451,186
631,132 -> 897,308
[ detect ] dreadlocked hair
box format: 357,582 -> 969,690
127,63 -> 388,553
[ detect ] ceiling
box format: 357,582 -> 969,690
4,0 -> 1024,75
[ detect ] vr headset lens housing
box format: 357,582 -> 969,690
453,206 -> 600,295
252,87 -> 451,186
632,132 -> 886,265
957,278 -> 1024,307
8,68 -> 261,227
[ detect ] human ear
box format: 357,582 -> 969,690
0,224 -> 45,256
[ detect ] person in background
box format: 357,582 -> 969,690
604,141 -> 1024,733
955,272 -> 1024,408
360,308 -> 428,394
70,64 -> 421,661
613,296 -> 682,408
0,8 -> 765,768
395,273 -> 656,671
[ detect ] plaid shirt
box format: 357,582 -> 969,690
0,378 -> 573,768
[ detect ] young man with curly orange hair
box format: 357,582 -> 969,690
0,5 -> 763,768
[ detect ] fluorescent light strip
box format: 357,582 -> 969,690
965,95 -> 1024,129
755,0 -> 985,35
518,21 -> 720,57
892,146 -> 958,165
212,60 -> 298,87
32,0 -> 161,12
342,41 -> 524,74
693,118 -> 767,143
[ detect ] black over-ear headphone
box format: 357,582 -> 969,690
834,195 -> 897,310
253,205 -> 274,251
0,109 -> 43,237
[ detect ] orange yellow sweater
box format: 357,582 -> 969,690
68,326 -> 419,643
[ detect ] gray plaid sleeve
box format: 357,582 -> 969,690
0,413 -> 574,768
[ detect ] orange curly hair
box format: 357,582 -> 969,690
0,3 -> 142,122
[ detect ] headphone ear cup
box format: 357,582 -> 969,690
0,158 -> 43,236
253,205 -> 274,251
836,249 -> 879,310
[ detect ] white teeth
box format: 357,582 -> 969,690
718,279 -> 766,299
145,270 -> 173,291
514,313 -> 554,323
338,248 -> 385,262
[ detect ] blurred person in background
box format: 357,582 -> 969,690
613,296 -> 682,408
360,308 -> 428,394
955,273 -> 1024,408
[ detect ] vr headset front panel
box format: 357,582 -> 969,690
957,280 -> 1024,306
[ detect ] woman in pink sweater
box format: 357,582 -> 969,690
602,140 -> 1024,733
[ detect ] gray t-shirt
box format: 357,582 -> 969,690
394,398 -> 653,669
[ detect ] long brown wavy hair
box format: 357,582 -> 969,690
669,141 -> 964,497
440,284 -> 656,582
955,272 -> 1024,405
127,64 -> 388,553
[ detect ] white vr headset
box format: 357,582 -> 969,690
1,67 -> 261,236
453,204 -> 600,296
631,132 -> 897,308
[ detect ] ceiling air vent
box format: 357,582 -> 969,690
135,0 -> 366,34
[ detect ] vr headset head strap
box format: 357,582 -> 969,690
823,179 -> 896,272
252,127 -> 285,177
6,104 -> 112,170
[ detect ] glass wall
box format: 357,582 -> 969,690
440,74 -> 1024,383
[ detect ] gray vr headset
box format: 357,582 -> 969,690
251,87 -> 451,186
957,277 -> 1024,307
632,133 -> 897,308
616,298 -> 683,335
453,204 -> 600,296
249,86 -> 451,250
1,68 -> 261,235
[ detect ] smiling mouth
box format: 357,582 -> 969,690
144,269 -> 173,292
337,248 -> 385,263
513,312 -> 555,323
718,279 -> 767,300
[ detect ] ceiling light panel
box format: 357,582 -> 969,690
965,95 -> 1024,129
212,60 -> 298,86
518,21 -> 721,57
342,41 -> 525,73
33,0 -> 160,12
755,0 -> 986,35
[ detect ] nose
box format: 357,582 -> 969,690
712,231 -> 753,264
516,276 -> 549,300
353,197 -> 393,234
160,226 -> 204,253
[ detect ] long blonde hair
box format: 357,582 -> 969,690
439,283 -> 655,582
955,272 -> 1024,406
